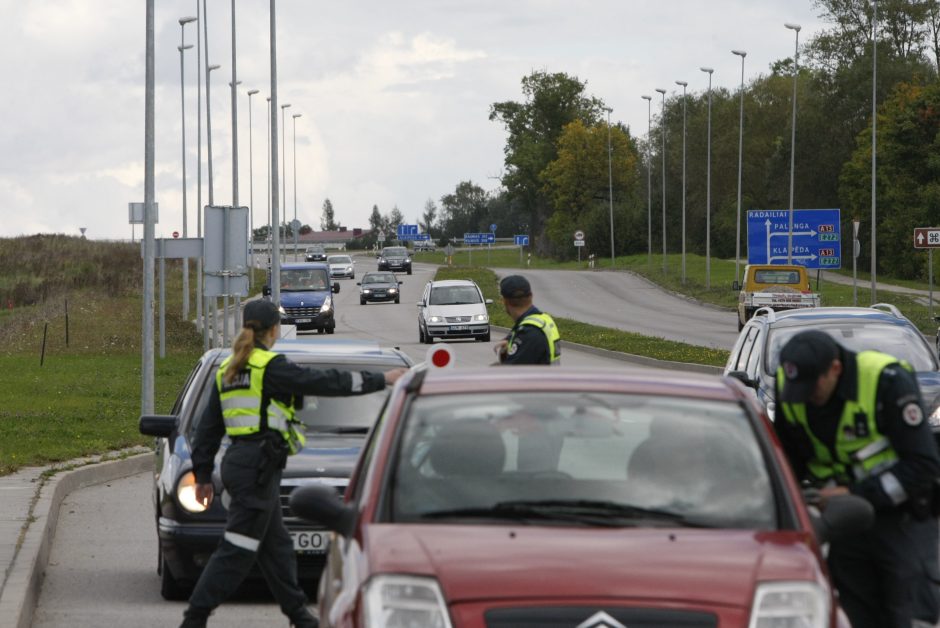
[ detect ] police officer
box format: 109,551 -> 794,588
494,275 -> 560,365
180,300 -> 406,628
774,329 -> 940,628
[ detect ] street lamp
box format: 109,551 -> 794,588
732,49 -> 747,285
280,102 -> 291,248
292,112 -> 302,255
655,88 -> 667,274
675,80 -> 687,284
605,107 -> 614,267
195,0 -> 205,349
266,96 -> 272,264
701,66 -> 714,289
871,1 -> 879,303
178,16 -> 197,321
785,22 -> 801,264
206,64 -> 221,206
247,89 -> 259,288
641,95 -> 652,270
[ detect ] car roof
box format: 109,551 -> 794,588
203,339 -> 413,366
754,305 -> 919,330
281,262 -> 329,270
428,279 -> 479,288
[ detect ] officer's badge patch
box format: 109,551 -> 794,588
902,403 -> 924,427
507,342 -> 519,356
783,361 -> 798,379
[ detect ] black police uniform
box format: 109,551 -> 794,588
774,346 -> 940,628
184,343 -> 387,627
501,305 -> 554,365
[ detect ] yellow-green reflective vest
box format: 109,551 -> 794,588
217,349 -> 306,454
511,312 -> 561,364
777,350 -> 905,484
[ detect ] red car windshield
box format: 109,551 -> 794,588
390,392 -> 776,529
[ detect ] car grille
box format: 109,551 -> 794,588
446,316 -> 472,323
283,306 -> 321,317
485,607 -> 717,627
279,479 -> 346,524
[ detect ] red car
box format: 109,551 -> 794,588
291,367 -> 871,628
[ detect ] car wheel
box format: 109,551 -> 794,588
395,297 -> 400,304
159,548 -> 191,601
737,318 -> 744,332
407,268 -> 412,275
360,298 -> 366,305
478,331 -> 491,342
317,327 -> 325,335
327,321 -> 335,335
418,325 -> 426,344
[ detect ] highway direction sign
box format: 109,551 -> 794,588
514,235 -> 529,246
746,208 -> 841,269
400,233 -> 430,241
397,224 -> 418,237
914,227 -> 940,248
464,232 -> 495,245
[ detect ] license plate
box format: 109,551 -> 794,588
291,530 -> 329,553
450,325 -> 469,331
294,318 -> 312,323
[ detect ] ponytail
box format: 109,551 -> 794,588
224,322 -> 264,385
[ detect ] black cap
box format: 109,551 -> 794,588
778,330 -> 840,403
242,299 -> 280,330
499,275 -> 532,299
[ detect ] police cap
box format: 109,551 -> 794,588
778,330 -> 841,403
242,299 -> 280,330
499,275 -> 532,299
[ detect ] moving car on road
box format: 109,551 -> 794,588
327,254 -> 355,280
138,339 -> 413,601
292,367 -> 868,627
265,262 -> 339,334
357,272 -> 402,305
377,246 -> 412,275
304,245 -> 328,262
417,279 -> 491,343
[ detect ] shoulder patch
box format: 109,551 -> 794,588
902,403 -> 924,427
507,341 -> 520,356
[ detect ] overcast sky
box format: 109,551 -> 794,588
0,1 -> 827,241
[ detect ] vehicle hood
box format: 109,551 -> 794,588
283,433 -> 363,479
383,254 -> 409,261
279,291 -> 329,307
329,262 -> 353,269
425,303 -> 487,318
364,526 -> 822,607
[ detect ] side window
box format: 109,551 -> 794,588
745,326 -> 766,377
345,396 -> 390,503
170,358 -> 204,415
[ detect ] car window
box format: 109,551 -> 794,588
765,322 -> 938,374
329,256 -> 351,264
754,270 -> 800,284
280,268 -> 329,291
383,247 -> 407,256
364,274 -> 394,284
429,285 -> 482,305
390,392 -> 776,529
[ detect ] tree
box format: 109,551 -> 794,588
420,198 -> 438,237
368,204 -> 383,235
320,198 -> 337,231
387,206 -> 404,241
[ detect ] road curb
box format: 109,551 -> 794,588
1,450 -> 151,628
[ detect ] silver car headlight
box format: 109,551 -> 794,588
362,289 -> 372,294
405,257 -> 412,263
747,581 -> 828,628
278,305 -> 286,316
388,288 -> 398,294
429,315 -> 443,323
363,575 -> 452,628
346,266 -> 353,272
321,297 -> 332,313
176,471 -> 209,513
474,314 -> 488,322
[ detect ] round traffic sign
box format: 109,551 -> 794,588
574,230 -> 585,241
426,344 -> 455,369
172,231 -> 180,239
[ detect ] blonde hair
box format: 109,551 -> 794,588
223,319 -> 270,385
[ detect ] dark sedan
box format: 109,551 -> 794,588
377,246 -> 412,274
138,339 -> 412,600
357,272 -> 402,305
304,246 -> 327,262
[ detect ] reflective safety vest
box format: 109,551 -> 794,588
217,349 -> 306,454
777,350 -> 904,484
511,312 -> 561,365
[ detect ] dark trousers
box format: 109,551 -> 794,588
187,439 -> 308,620
828,511 -> 939,628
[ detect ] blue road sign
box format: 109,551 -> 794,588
490,223 -> 497,233
397,224 -> 418,237
399,233 -> 430,241
464,232 -> 495,245
746,209 -> 841,269
514,235 -> 529,246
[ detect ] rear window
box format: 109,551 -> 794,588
753,270 -> 801,285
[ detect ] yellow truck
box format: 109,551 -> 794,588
733,264 -> 821,330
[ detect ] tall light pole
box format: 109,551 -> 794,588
732,49 -> 747,285
785,22 -> 801,264
270,0 -> 282,305
292,112 -> 302,255
280,102 -> 291,251
143,0 -> 155,413
195,0 -> 204,349
266,96 -> 272,268
206,64 -> 221,206
655,88 -> 667,274
701,67 -> 714,289
247,89 -> 259,289
605,107 -> 614,267
641,95 -> 652,270
675,80 -> 687,284
178,16 -> 197,321
871,1 -> 878,303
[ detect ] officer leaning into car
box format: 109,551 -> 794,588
493,274 -> 561,365
179,300 -> 406,628
773,329 -> 940,628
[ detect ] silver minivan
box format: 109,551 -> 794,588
417,279 -> 492,343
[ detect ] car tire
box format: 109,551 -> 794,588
327,321 -> 336,335
395,297 -> 400,304
360,298 -> 366,305
407,268 -> 412,275
478,331 -> 491,342
418,325 -> 426,344
317,327 -> 325,335
737,318 -> 744,332
159,549 -> 191,601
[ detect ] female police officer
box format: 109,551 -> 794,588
180,300 -> 406,628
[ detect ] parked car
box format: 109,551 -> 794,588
291,367 -> 869,628
304,245 -> 328,262
265,262 -> 339,334
327,254 -> 355,280
413,240 -> 436,252
724,304 -> 940,435
417,279 -> 491,343
377,246 -> 412,274
357,272 -> 402,305
138,339 -> 413,600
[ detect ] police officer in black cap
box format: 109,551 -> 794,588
774,329 -> 940,628
180,299 -> 406,628
494,274 -> 561,365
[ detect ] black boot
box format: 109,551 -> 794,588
289,606 -> 319,628
179,606 -> 211,628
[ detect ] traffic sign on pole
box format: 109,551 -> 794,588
574,230 -> 585,241
746,208 -> 841,269
914,227 -> 940,248
514,235 -> 529,246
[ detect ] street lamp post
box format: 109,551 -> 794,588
269,0 -> 282,305
641,95 -> 652,270
178,16 -> 197,321
247,89 -> 259,288
675,80 -> 687,284
266,96 -> 271,267
292,112 -> 302,256
701,67 -> 714,289
732,49 -> 747,285
228,0 -> 240,338
785,22 -> 801,264
871,0 -> 878,303
655,88 -> 667,274
195,0 -> 204,349
206,62 -> 220,347
605,107 -> 614,267
280,102 -> 291,254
